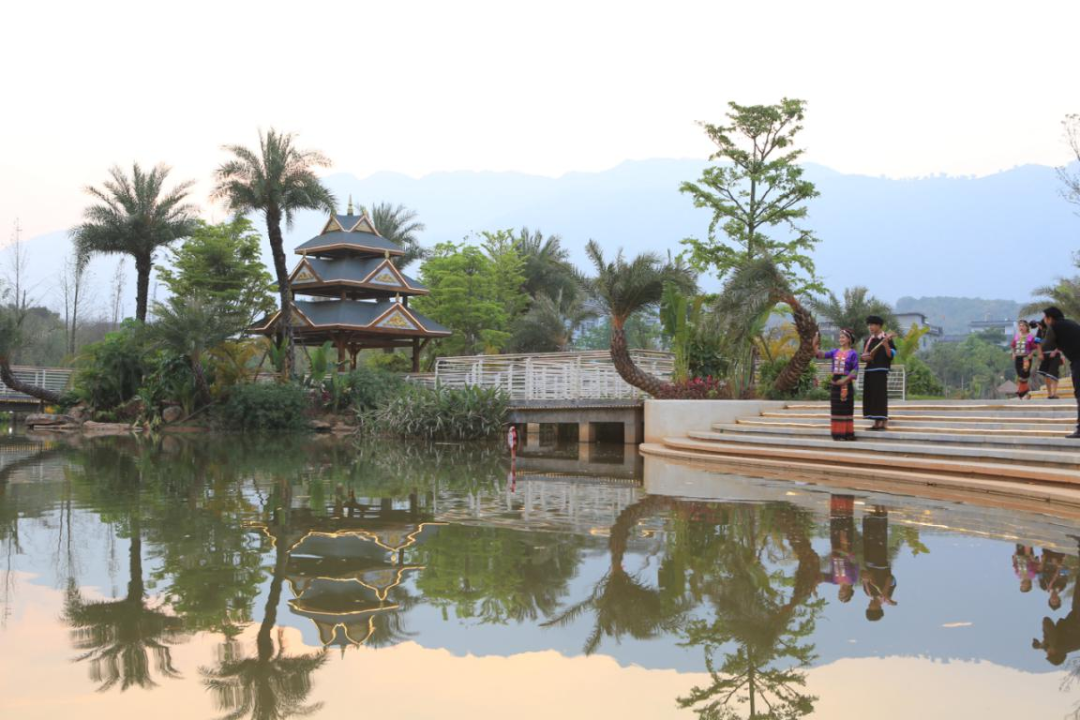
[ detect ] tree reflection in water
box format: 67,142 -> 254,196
547,495 -> 823,719
202,480 -> 327,720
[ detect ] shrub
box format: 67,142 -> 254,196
218,383 -> 310,432
655,376 -> 726,400
759,357 -> 817,400
905,356 -> 944,397
323,368 -> 407,414
362,384 -> 507,440
72,321 -> 155,410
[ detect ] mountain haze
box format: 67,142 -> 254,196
10,160 -> 1079,317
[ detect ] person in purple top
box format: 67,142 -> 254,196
814,329 -> 860,441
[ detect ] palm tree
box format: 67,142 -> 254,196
212,130 -> 335,377
1023,269 -> 1080,320
368,202 -> 427,271
808,286 -> 895,343
712,256 -> 819,396
73,163 -> 197,322
584,240 -> 695,395
510,290 -> 597,352
515,228 -> 578,301
151,295 -> 248,406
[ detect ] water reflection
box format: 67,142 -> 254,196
2,436 -> 1080,718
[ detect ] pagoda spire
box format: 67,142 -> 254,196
347,195 -> 354,214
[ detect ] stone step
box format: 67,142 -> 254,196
714,422 -> 1080,447
764,411 -> 1076,422
639,442 -> 1080,514
784,401 -> 1077,413
735,418 -> 1076,432
684,429 -> 1080,470
663,435 -> 1080,483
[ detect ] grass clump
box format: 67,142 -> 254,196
218,383 -> 310,432
363,384 -> 507,440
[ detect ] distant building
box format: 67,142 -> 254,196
894,312 -> 943,351
968,319 -> 1015,348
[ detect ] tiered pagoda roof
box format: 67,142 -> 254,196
251,204 -> 449,370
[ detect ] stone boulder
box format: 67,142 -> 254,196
311,420 -> 333,433
83,421 -> 141,435
25,413 -> 77,427
162,405 -> 184,424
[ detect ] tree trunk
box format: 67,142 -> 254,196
265,206 -> 295,379
772,295 -> 819,395
610,319 -> 674,397
134,254 -> 152,323
0,356 -> 62,404
190,352 -> 211,407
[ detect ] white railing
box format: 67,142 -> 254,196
815,362 -> 907,400
0,366 -> 72,403
413,351 -> 675,401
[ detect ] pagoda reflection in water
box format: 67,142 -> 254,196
255,489 -> 444,652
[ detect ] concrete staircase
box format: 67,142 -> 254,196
1032,374 -> 1074,399
640,400 -> 1080,502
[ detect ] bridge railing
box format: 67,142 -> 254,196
0,366 -> 73,404
411,351 -> 675,401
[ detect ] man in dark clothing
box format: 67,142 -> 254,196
1042,306 -> 1080,438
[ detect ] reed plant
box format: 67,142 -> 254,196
361,384 -> 507,440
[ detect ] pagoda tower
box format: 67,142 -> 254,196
251,202 -> 449,372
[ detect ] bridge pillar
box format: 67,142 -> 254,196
624,419 -> 642,445
526,423 -> 542,449
578,422 -> 597,444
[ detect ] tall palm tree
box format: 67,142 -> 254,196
584,240 -> 695,396
368,202 -> 427,271
712,256 -> 819,395
212,130 -> 335,377
510,290 -> 597,352
515,228 -> 578,301
808,286 -> 895,343
73,163 -> 197,322
1023,273 -> 1080,320
151,295 -> 248,406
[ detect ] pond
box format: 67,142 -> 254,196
1,433 -> 1079,719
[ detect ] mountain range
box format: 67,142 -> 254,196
9,159 -> 1079,321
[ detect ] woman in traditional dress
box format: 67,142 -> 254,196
861,316 -> 897,431
1035,320 -> 1064,399
813,329 -> 859,441
1012,319 -> 1037,400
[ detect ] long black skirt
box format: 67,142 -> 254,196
863,371 -> 889,421
830,375 -> 855,440
1015,356 -> 1033,398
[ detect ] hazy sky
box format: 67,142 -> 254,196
2,0 -> 1078,241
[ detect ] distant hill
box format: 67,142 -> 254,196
895,296 -> 1024,335
13,159 -> 1080,317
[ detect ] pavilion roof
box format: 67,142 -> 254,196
251,300 -> 450,339
295,230 -> 404,258
291,256 -> 427,296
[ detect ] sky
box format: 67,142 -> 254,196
1,0 -> 1079,242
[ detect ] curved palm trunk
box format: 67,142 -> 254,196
771,295 -> 819,395
0,355 -> 62,404
610,320 -> 674,397
265,206 -> 295,379
134,254 -> 152,323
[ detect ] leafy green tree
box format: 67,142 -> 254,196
808,286 -> 896,344
479,230 -> 530,322
584,240 -> 695,395
367,201 -> 427,271
73,163 -> 198,322
923,333 -> 1012,398
413,241 -> 522,356
157,219 -> 277,326
213,129 -> 336,377
681,98 -> 820,289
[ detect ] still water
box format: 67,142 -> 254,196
1,434 -> 1079,719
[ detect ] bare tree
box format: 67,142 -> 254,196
1059,114 -> 1080,211
57,251 -> 92,357
110,259 -> 126,328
